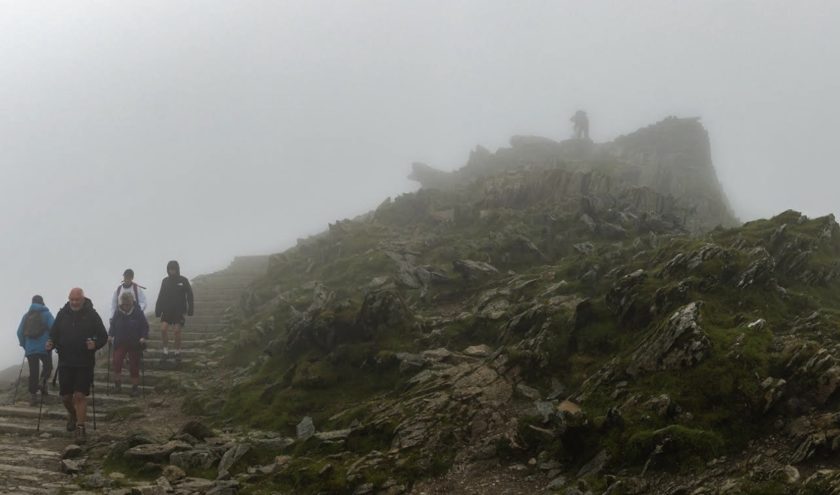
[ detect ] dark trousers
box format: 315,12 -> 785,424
27,353 -> 52,394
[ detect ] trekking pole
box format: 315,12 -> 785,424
106,343 -> 111,395
90,369 -> 96,431
140,342 -> 146,400
11,356 -> 25,405
36,375 -> 45,432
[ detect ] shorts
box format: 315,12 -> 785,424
58,366 -> 93,396
160,312 -> 185,325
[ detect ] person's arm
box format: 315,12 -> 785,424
154,280 -> 165,317
45,311 -> 55,329
185,278 -> 194,317
140,312 -> 150,340
16,315 -> 25,348
47,311 -> 62,351
110,287 -> 119,321
138,287 -> 148,313
93,312 -> 108,351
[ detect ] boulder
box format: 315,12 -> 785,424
626,302 -> 710,377
297,416 -> 315,440
453,259 -> 499,281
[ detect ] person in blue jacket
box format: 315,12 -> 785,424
17,295 -> 55,406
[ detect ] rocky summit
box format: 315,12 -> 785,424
5,118 -> 840,495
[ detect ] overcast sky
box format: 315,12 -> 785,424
1,1 -> 838,368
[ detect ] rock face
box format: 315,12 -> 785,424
409,117 -> 737,232
626,302 -> 711,376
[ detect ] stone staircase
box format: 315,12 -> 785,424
0,255 -> 268,493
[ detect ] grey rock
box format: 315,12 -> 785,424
218,443 -> 250,478
170,449 -> 218,470
297,416 -> 315,440
63,444 -> 83,459
61,458 -> 85,474
453,259 -> 499,281
125,441 -> 192,463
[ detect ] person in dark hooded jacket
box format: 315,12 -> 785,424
109,291 -> 149,397
46,288 -> 107,444
154,260 -> 194,363
16,295 -> 55,406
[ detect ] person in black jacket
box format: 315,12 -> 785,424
46,288 -> 108,444
154,260 -> 194,364
109,291 -> 149,397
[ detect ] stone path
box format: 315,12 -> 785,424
0,256 -> 268,494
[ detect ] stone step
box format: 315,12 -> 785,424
0,418 -> 67,437
0,405 -> 105,421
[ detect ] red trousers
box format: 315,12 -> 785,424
113,346 -> 140,379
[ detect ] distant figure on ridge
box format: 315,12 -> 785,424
46,288 -> 108,444
16,295 -> 54,406
570,110 -> 590,140
110,268 -> 147,320
154,260 -> 194,365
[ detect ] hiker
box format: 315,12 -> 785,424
570,110 -> 590,139
16,295 -> 54,406
154,260 -> 194,364
46,288 -> 107,444
110,268 -> 147,321
109,291 -> 149,397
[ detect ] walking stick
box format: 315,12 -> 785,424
106,342 -> 111,395
36,375 -> 45,432
11,356 -> 25,405
90,369 -> 96,431
140,342 -> 146,400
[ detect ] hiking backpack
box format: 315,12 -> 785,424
23,310 -> 48,338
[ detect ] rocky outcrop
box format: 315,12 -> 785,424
626,302 -> 710,377
409,117 -> 737,232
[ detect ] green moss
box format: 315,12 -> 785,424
625,425 -> 724,469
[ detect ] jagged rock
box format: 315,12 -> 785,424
573,242 -> 595,255
463,344 -> 492,358
737,253 -> 776,289
357,289 -> 414,337
626,302 -> 710,377
170,449 -> 218,470
577,449 -> 608,478
179,420 -> 215,441
747,318 -> 766,330
206,480 -> 240,495
453,259 -> 499,281
761,377 -> 787,414
162,465 -> 186,483
61,458 -> 85,474
125,441 -> 192,463
218,443 -> 250,479
297,416 -> 316,440
605,269 -> 649,328
63,444 -> 83,459
315,429 -> 352,442
515,384 -> 541,401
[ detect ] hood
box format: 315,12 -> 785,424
62,297 -> 94,313
167,260 -> 181,277
28,303 -> 48,313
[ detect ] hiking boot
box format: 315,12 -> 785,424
29,394 -> 38,407
66,412 -> 77,432
114,382 -> 122,393
74,424 -> 86,444
130,385 -> 140,398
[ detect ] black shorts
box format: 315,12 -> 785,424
58,366 -> 93,396
160,312 -> 185,325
